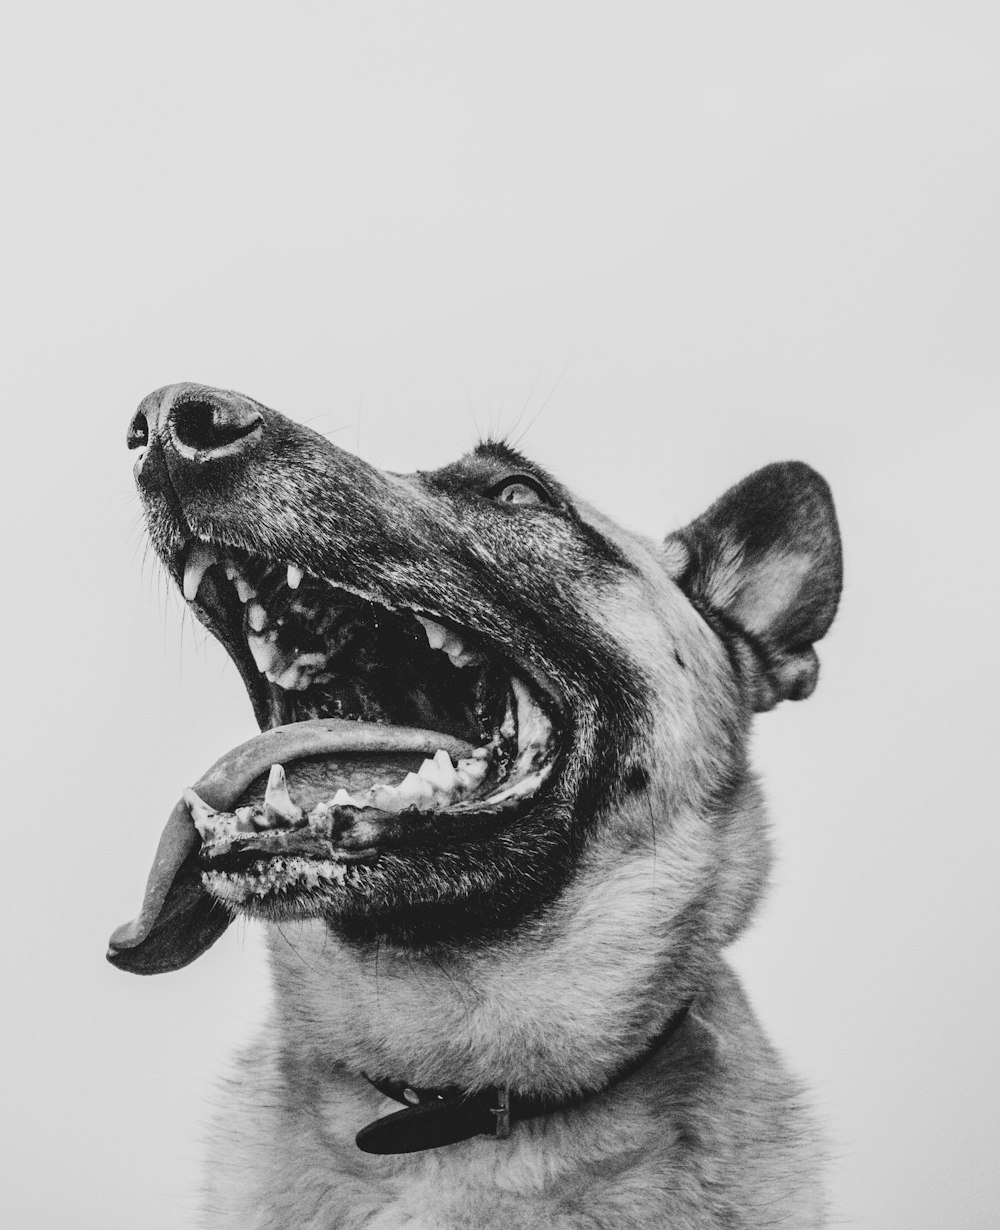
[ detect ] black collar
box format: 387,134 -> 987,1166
356,1000 -> 691,1154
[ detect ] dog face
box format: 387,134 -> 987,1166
108,383 -> 840,975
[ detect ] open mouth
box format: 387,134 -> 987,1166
176,540 -> 561,905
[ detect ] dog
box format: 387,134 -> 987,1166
109,383 -> 842,1229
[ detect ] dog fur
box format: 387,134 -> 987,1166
114,384 -> 841,1229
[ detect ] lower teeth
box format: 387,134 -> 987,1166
188,747 -> 494,849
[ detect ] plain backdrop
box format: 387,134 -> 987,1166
3,3 -> 998,1227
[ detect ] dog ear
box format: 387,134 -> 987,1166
665,462 -> 842,711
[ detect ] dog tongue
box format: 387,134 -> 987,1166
106,719 -> 473,975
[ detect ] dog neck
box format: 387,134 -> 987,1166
353,999 -> 692,1155
264,831 -> 719,1098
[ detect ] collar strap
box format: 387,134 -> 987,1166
356,1000 -> 691,1155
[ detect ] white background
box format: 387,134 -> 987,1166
3,3 -> 997,1227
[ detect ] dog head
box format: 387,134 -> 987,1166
108,384 -> 841,984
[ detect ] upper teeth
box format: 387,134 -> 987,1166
415,615 -> 483,669
247,625 -> 329,691
181,549 -> 485,678
181,544 -> 298,607
183,544 -> 217,602
178,546 -> 554,816
248,633 -> 280,675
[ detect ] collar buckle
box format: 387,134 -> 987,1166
490,1085 -> 511,1139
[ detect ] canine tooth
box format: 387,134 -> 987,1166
264,763 -> 303,824
287,564 -> 304,589
416,615 -> 448,651
234,578 -> 255,603
183,544 -> 216,602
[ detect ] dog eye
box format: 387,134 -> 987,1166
490,477 -> 550,507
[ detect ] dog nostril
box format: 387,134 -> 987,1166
127,411 -> 149,450
172,398 -> 263,455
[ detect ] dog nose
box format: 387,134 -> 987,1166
128,384 -> 264,468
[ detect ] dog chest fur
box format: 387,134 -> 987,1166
203,956 -> 823,1229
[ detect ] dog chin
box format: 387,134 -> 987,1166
201,854 -> 353,916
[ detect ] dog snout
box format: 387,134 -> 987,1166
129,383 -> 264,468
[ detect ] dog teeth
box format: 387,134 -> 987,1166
183,544 -> 217,602
234,805 -> 261,833
455,756 -> 489,791
417,749 -> 460,793
397,772 -> 436,804
287,564 -> 304,589
264,763 -> 303,825
248,633 -> 280,675
271,663 -> 305,690
511,675 -> 549,755
246,624 -> 329,689
305,748 -> 490,823
198,742 -> 497,853
446,643 -> 482,669
415,616 -> 483,669
240,596 -> 489,705
416,615 -> 448,650
183,786 -> 219,838
330,788 -> 361,807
